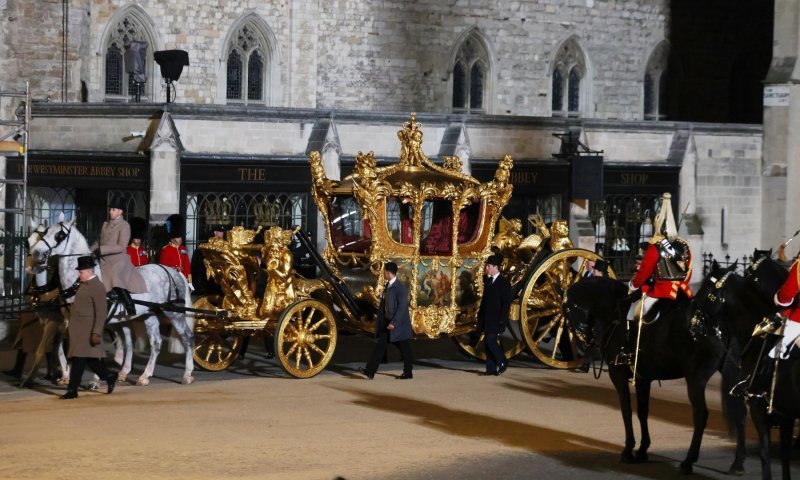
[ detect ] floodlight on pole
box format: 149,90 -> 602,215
154,49 -> 189,104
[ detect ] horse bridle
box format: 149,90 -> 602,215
32,222 -> 73,265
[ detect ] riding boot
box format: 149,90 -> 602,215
2,350 -> 26,379
43,352 -> 56,382
113,287 -> 136,315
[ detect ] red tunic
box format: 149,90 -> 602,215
126,245 -> 149,267
630,242 -> 693,299
775,260 -> 800,323
159,244 -> 191,279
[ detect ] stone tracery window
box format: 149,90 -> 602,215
644,41 -> 669,120
103,11 -> 155,101
551,38 -> 587,118
452,33 -> 490,112
225,20 -> 272,103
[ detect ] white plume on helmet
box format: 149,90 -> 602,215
652,192 -> 678,242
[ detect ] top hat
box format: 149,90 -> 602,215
486,254 -> 503,267
384,262 -> 398,275
108,196 -> 127,211
76,255 -> 96,271
594,259 -> 609,274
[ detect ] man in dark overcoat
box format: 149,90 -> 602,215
359,262 -> 414,379
477,254 -> 511,375
60,256 -> 117,399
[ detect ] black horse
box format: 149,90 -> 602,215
565,275 -> 747,475
735,255 -> 800,480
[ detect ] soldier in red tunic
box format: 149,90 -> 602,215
126,217 -> 149,267
770,259 -> 800,358
159,214 -> 191,281
627,192 -> 692,321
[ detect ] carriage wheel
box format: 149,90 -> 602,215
520,248 -> 615,369
192,296 -> 243,372
451,327 -> 525,361
274,299 -> 338,379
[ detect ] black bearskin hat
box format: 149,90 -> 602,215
129,217 -> 147,240
165,214 -> 185,239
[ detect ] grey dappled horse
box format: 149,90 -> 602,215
28,215 -> 195,385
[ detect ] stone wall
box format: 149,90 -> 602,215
0,0 -> 669,119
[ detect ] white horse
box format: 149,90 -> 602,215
19,222 -> 71,386
28,215 -> 195,385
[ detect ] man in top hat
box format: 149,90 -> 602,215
359,262 -> 414,380
159,214 -> 191,281
628,192 -> 692,321
92,197 -> 148,315
126,217 -> 149,267
60,255 -> 117,399
477,253 -> 512,376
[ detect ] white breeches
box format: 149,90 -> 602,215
769,319 -> 800,359
627,295 -> 659,322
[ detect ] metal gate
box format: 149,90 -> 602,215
590,193 -> 662,279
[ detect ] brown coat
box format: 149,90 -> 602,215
94,217 -> 147,293
68,276 -> 108,358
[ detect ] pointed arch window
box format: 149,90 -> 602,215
644,42 -> 669,120
103,12 -> 155,101
225,21 -> 272,104
451,34 -> 490,113
551,39 -> 587,118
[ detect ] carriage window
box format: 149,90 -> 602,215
457,200 -> 481,245
420,199 -> 453,256
328,196 -> 371,253
386,197 -> 414,245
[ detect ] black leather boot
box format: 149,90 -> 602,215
2,350 -> 26,379
113,287 -> 136,315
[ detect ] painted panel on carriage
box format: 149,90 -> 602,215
416,259 -> 452,307
455,261 -> 480,308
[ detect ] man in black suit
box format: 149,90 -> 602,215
478,254 -> 511,375
359,262 -> 414,379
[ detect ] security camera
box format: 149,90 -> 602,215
130,130 -> 146,138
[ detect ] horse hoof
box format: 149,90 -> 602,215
635,450 -> 648,463
182,376 -> 195,385
678,461 -> 693,475
620,452 -> 636,464
117,373 -> 127,383
726,465 -> 744,476
58,377 -> 69,386
136,377 -> 150,386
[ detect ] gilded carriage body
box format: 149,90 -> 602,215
192,114 -> 613,377
309,114 -> 513,339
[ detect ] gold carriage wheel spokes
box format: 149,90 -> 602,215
451,330 -> 525,362
191,295 -> 243,372
520,248 -> 615,369
275,299 -> 338,379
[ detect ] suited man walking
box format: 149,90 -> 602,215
359,262 -> 414,379
478,254 -> 511,376
60,256 -> 117,399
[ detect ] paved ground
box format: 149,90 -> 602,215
1,334 -> 798,480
